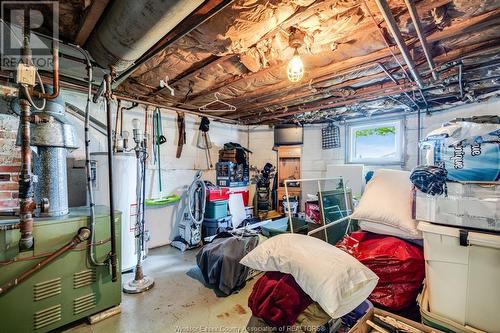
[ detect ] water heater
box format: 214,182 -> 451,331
92,152 -> 137,272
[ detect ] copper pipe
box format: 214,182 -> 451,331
0,228 -> 91,295
0,237 -> 111,267
33,41 -> 59,100
18,98 -> 36,251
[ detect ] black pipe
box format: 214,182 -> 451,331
104,74 -> 118,282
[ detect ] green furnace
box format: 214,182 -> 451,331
0,206 -> 121,332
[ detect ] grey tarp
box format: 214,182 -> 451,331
196,232 -> 259,296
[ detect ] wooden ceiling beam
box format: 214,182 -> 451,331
145,0 -> 345,100
152,54 -> 234,99
74,0 -> 110,46
242,40 -> 500,124
164,0 -> 369,102
221,7 -> 500,118
248,81 -> 419,124
182,0 -> 454,104
234,36 -> 500,119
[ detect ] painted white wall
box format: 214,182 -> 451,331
3,89 -> 498,248
60,90 -> 249,248
248,97 -> 500,181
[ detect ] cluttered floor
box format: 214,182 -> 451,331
64,246 -> 256,333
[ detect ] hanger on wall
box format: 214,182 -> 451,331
198,92 -> 237,112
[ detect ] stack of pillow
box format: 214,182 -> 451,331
342,169 -> 425,311
351,169 -> 422,240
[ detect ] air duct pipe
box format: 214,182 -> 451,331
86,0 -> 204,72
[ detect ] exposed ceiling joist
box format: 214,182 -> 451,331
74,0 -> 110,46
113,0 -> 235,86
222,7 -> 500,120
176,0 -> 455,105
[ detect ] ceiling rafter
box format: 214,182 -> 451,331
74,0 -> 110,45
170,0 -> 454,106
220,7 -> 500,122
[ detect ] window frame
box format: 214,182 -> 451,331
345,117 -> 405,166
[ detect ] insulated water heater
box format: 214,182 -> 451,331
92,152 -> 137,272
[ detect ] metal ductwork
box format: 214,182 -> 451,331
86,0 -> 204,72
16,86 -> 77,217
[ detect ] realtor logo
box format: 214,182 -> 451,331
1,1 -> 59,70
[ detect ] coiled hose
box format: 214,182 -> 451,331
188,171 -> 206,225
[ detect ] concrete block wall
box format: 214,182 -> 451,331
248,97 -> 500,180
0,89 -> 249,247
61,90 -> 250,248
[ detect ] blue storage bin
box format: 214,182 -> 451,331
205,200 -> 228,219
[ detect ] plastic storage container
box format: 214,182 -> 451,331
202,215 -> 232,240
418,283 -> 479,333
260,217 -> 308,237
417,222 -> 500,333
416,181 -> 500,231
206,186 -> 230,202
223,186 -> 249,206
204,200 -> 228,219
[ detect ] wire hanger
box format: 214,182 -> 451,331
198,92 -> 237,112
159,76 -> 174,96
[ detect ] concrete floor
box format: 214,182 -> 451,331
64,246 -> 257,333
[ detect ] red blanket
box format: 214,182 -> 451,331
248,271 -> 312,327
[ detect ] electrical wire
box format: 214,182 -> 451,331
20,70 -> 47,111
68,44 -> 109,267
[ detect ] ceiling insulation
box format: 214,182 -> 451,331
111,0 -> 500,124
2,0 -> 499,124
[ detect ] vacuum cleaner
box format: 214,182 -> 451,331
171,171 -> 207,251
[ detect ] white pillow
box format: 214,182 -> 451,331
351,169 -> 421,239
240,233 -> 378,319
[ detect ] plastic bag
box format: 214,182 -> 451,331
422,140 -> 500,181
422,118 -> 500,181
337,231 -> 425,311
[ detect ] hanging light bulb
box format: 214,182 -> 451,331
287,28 -> 306,83
287,48 -> 304,82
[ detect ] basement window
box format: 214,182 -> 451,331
346,119 -> 404,165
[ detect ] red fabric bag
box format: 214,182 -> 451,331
337,231 -> 425,311
248,271 -> 312,327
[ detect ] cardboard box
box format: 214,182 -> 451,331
349,307 -> 444,333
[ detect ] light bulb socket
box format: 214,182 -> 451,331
289,28 -> 305,49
